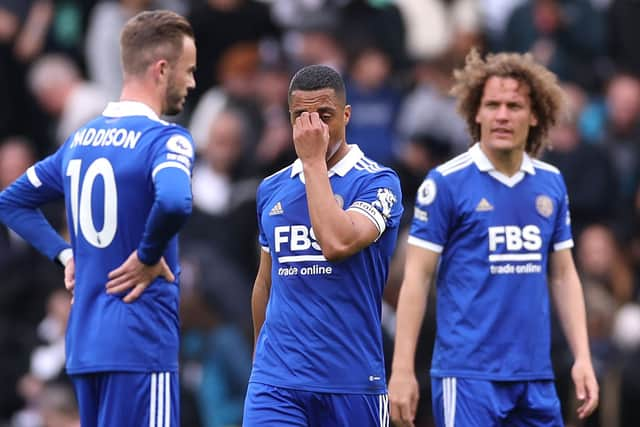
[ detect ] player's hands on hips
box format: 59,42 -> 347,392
572,358 -> 599,419
106,250 -> 175,303
64,257 -> 75,304
389,370 -> 419,427
292,112 -> 330,164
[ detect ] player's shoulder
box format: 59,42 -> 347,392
531,158 -> 561,175
258,163 -> 295,193
434,151 -> 474,178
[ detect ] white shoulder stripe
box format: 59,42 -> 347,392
26,166 -> 42,188
355,159 -> 382,174
436,152 -> 471,174
532,159 -> 560,174
439,158 -> 473,176
152,161 -> 190,179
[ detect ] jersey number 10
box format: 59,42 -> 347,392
66,158 -> 118,248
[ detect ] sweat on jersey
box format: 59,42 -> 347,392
0,101 -> 194,374
409,143 -> 573,381
250,145 -> 403,394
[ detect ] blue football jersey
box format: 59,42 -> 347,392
250,145 -> 403,393
5,102 -> 195,374
409,143 -> 573,381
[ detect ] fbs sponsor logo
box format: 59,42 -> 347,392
475,197 -> 494,212
269,201 -> 284,216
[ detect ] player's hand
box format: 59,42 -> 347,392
292,112 -> 329,164
106,250 -> 175,303
572,358 -> 599,419
64,257 -> 75,304
389,370 -> 419,427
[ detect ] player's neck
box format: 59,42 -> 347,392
480,144 -> 524,177
119,81 -> 163,117
326,141 -> 350,170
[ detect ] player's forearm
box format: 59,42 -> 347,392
392,276 -> 430,374
0,188 -> 70,261
302,161 -> 360,260
251,280 -> 269,346
550,255 -> 591,362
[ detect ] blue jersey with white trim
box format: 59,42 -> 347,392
250,145 -> 403,393
8,102 -> 194,374
409,143 -> 573,381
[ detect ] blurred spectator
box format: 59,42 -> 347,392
543,83 -> 618,236
503,0 -> 606,88
179,255 -> 252,427
345,44 -> 402,165
600,74 -> 640,211
391,132 -> 452,226
288,27 -> 346,73
395,0 -> 481,62
0,137 -> 65,421
338,0 -> 407,70
253,60 -> 296,175
184,108 -> 260,280
607,0 -> 640,77
478,0 -> 526,50
396,55 -> 470,154
188,42 -> 262,153
85,0 -> 187,100
576,223 -> 636,305
188,0 -> 280,103
27,53 -> 109,147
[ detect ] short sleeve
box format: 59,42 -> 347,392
149,127 -> 195,181
407,170 -> 454,253
552,177 -> 574,251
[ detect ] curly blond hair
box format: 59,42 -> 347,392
450,49 -> 565,157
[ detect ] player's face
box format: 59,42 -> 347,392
163,36 -> 196,116
289,88 -> 351,161
475,76 -> 538,154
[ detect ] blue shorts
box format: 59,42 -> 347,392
70,371 -> 179,427
243,382 -> 389,427
432,377 -> 563,427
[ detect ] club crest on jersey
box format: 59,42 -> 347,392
334,194 -> 344,209
372,188 -> 397,218
166,134 -> 193,158
536,195 -> 553,218
417,178 -> 436,206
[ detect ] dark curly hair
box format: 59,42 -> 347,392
450,49 -> 566,157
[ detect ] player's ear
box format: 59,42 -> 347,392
344,104 -> 351,126
530,112 -> 538,127
153,59 -> 169,83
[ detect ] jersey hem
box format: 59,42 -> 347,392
249,379 -> 387,395
430,369 -> 555,381
67,363 -> 178,375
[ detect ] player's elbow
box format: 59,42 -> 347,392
157,193 -> 192,219
320,241 -> 353,263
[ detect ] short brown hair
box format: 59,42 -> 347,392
450,49 -> 565,157
120,10 -> 194,77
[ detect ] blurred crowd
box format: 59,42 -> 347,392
1,0 -> 640,426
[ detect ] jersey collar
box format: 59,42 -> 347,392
102,101 -> 162,121
290,144 -> 364,178
469,142 -> 535,175
469,142 -> 535,188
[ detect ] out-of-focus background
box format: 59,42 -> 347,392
0,0 -> 639,426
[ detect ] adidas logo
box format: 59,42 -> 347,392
269,201 -> 284,216
475,198 -> 494,212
